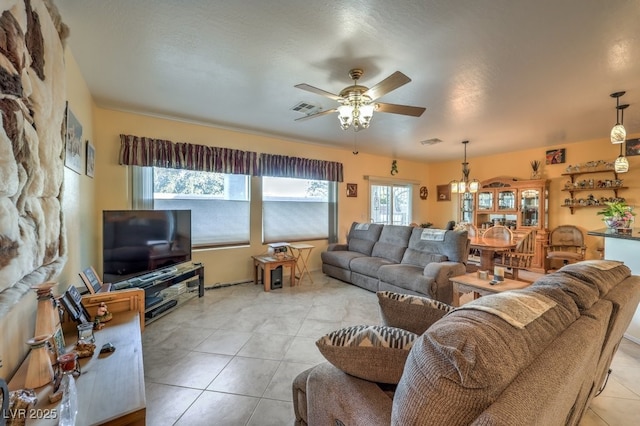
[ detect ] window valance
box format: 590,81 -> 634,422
119,135 -> 344,182
119,134 -> 258,175
258,153 -> 343,182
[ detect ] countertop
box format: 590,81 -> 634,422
587,227 -> 640,241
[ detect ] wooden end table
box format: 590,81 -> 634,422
449,273 -> 532,307
252,255 -> 296,291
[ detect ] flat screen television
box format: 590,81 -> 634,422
102,209 -> 192,284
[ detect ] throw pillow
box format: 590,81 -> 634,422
377,291 -> 454,335
316,325 -> 418,384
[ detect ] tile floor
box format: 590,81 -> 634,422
142,271 -> 640,425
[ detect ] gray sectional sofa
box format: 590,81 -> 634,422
321,222 -> 469,304
293,260 -> 640,425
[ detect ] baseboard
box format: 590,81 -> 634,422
623,333 -> 640,345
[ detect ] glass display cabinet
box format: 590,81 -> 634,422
474,177 -> 549,272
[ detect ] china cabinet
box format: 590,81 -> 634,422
473,177 -> 549,272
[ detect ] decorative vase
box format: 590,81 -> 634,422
25,335 -> 54,388
604,217 -> 631,229
531,170 -> 541,180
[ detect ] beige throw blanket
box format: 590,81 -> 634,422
456,291 -> 557,329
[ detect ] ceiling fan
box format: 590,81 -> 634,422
294,68 -> 426,131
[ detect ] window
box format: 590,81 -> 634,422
370,183 -> 412,225
152,167 -> 250,246
262,177 -> 333,242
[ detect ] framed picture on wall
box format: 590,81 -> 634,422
86,140 -> 95,177
625,138 -> 640,156
436,184 -> 451,201
64,104 -> 83,174
545,148 -> 566,165
346,183 -> 357,197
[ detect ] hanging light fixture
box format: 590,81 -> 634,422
337,69 -> 376,131
612,101 -> 630,173
450,140 -> 479,194
610,92 -> 627,144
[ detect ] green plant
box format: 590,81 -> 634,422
597,201 -> 635,219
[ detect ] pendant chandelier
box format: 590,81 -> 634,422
450,140 -> 479,194
610,91 -> 628,144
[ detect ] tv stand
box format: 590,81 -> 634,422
124,263 -> 204,324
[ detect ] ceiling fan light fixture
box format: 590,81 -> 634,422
338,105 -> 354,130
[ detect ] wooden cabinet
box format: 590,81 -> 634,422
473,177 -> 549,273
560,169 -> 627,214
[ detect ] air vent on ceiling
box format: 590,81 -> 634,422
291,101 -> 321,115
420,138 -> 443,146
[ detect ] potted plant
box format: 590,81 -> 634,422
530,160 -> 542,179
597,201 -> 635,228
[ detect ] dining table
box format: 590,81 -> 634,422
469,236 -> 518,271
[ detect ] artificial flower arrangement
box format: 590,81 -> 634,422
597,201 -> 635,228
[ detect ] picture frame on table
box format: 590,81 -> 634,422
60,286 -> 92,324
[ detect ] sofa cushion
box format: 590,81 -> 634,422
321,250 -> 368,269
531,272 -> 600,311
557,260 -> 631,296
401,228 -> 468,266
370,225 -> 412,263
347,223 -> 384,255
316,325 -> 417,384
377,291 -> 453,335
393,287 -> 580,424
350,256 -> 396,277
377,264 -> 436,295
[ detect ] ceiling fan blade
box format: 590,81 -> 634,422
294,108 -> 337,121
364,71 -> 411,100
294,84 -> 342,101
376,102 -> 426,117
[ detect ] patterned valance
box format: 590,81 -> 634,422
119,134 -> 258,175
258,153 -> 343,182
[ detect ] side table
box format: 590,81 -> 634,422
449,273 -> 531,307
288,243 -> 314,284
252,255 -> 296,291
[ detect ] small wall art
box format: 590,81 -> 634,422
64,104 -> 83,174
545,148 -> 566,165
86,140 -> 95,177
625,138 -> 640,156
346,183 -> 358,197
436,184 -> 451,201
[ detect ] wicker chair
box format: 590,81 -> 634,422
545,225 -> 586,272
495,230 -> 537,281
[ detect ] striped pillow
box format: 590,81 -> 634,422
316,325 -> 418,384
377,291 -> 454,335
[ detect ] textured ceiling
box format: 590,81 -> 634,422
56,0 -> 640,162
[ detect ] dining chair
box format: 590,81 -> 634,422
482,225 -> 513,242
545,225 -> 586,272
494,230 -> 537,281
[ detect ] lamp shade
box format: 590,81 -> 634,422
611,124 -> 626,144
614,155 -> 629,173
338,105 -> 353,130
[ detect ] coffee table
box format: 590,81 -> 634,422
252,255 -> 296,291
449,273 -> 531,307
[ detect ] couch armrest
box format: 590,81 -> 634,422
306,363 -> 393,426
423,261 -> 467,305
327,243 -> 348,251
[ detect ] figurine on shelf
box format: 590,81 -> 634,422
93,302 -> 112,330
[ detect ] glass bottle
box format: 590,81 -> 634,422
58,353 -> 78,426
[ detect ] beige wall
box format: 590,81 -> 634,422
92,108 -> 432,285
426,139 -> 639,259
